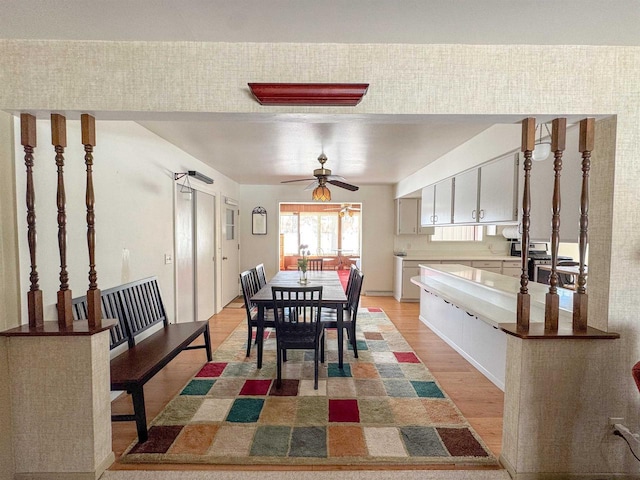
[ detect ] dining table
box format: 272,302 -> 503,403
250,270 -> 348,369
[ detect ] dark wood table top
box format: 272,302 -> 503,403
251,270 -> 347,304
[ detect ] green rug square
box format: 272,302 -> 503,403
222,362 -> 257,377
347,340 -> 368,351
328,363 -> 352,377
383,379 -> 417,397
411,381 -> 445,398
250,426 -> 291,456
400,426 -> 449,457
180,379 -> 215,396
226,398 -> 265,423
289,426 -> 327,457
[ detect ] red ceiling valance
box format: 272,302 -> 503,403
248,83 -> 369,106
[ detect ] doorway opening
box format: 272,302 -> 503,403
278,202 -> 362,271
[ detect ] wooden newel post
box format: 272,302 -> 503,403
517,118 -> 535,332
21,113 -> 44,328
82,114 -> 102,328
544,118 -> 567,332
573,118 -> 594,332
52,113 -> 73,328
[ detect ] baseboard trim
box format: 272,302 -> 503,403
499,454 -> 640,480
15,451 -> 115,480
364,290 -> 393,296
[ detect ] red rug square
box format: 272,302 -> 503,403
367,307 -> 383,313
394,352 -> 420,363
329,399 -> 360,423
239,379 -> 273,396
195,362 -> 227,378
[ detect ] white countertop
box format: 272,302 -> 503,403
411,263 -> 573,327
395,254 -> 518,261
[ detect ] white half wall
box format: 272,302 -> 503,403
239,184 -> 395,295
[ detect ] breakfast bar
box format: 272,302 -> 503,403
411,263 -> 577,390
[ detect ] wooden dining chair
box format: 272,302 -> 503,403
271,286 -> 324,389
322,268 -> 364,360
240,269 -> 275,357
255,263 -> 267,288
307,258 -> 324,271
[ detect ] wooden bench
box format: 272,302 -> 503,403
72,276 -> 212,442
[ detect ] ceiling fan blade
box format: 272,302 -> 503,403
326,175 -> 346,182
304,180 -> 319,191
281,178 -> 316,184
328,179 -> 359,191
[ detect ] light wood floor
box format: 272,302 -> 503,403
109,296 -> 504,471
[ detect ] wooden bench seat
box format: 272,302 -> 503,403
73,276 -> 212,443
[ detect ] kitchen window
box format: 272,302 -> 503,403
431,225 -> 484,242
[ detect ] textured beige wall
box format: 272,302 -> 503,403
8,333 -> 113,475
0,111 -> 17,480
0,40 -> 639,476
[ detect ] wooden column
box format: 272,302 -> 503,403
21,113 -> 44,328
82,114 -> 102,328
544,118 -> 567,331
573,118 -> 594,331
517,118 -> 535,332
51,113 -> 73,328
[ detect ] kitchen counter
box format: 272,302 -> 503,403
410,263 -> 574,391
395,254 -> 517,261
411,263 -> 574,327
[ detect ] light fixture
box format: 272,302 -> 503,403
312,179 -> 331,201
174,171 -> 214,184
532,123 -> 552,161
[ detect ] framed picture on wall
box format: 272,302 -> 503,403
252,206 -> 267,235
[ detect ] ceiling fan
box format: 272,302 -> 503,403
281,153 -> 359,201
324,203 -> 361,216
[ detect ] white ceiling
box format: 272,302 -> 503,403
3,1 -> 638,187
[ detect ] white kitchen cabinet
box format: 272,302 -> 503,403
420,184 -> 435,226
453,169 -> 479,224
434,179 -> 453,225
394,257 -> 429,301
396,198 -> 434,235
478,153 -> 519,223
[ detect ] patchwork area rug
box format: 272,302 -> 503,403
120,308 -> 497,466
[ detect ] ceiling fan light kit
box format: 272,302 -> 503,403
248,83 -> 369,106
280,153 -> 359,201
312,184 -> 331,202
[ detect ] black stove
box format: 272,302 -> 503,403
510,241 -> 573,283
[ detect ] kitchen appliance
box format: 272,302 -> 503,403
510,241 -> 573,283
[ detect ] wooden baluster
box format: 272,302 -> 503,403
82,114 -> 101,329
517,118 -> 536,332
544,118 -> 567,332
21,113 -> 44,328
573,118 -> 594,331
52,113 -> 73,328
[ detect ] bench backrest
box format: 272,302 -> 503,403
72,276 -> 167,349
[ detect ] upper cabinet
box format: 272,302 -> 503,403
418,153 -> 520,227
396,198 -> 433,235
421,180 -> 453,226
477,153 -> 519,223
453,169 -> 479,224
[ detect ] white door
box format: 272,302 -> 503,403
195,191 -> 216,321
175,184 -> 195,322
222,198 -> 240,306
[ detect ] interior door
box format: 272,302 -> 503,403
222,197 -> 240,306
195,191 -> 216,321
175,184 -> 195,323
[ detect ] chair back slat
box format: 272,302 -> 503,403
271,286 -> 323,336
255,263 -> 267,288
307,258 -> 324,271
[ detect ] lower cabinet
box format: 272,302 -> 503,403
419,289 -> 506,390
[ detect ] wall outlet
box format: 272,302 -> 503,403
164,254 -> 173,265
